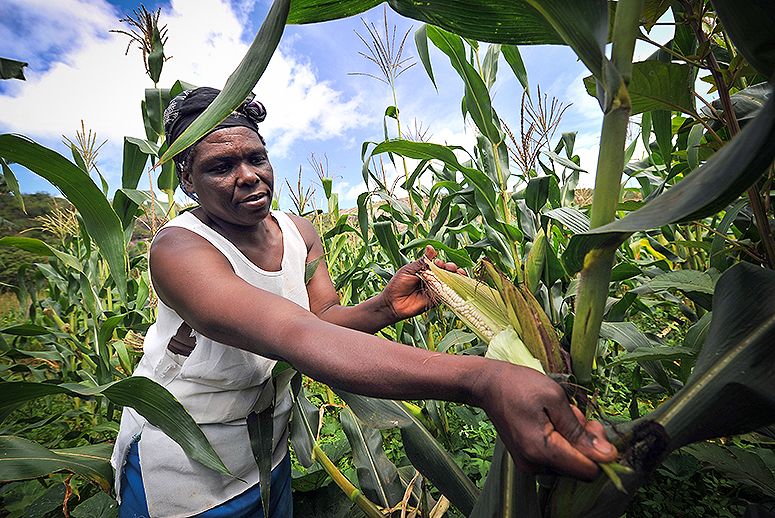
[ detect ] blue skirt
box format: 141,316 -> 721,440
118,440 -> 293,517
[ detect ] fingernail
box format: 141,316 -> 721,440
592,437 -> 614,455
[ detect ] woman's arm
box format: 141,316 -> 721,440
150,227 -> 617,479
291,214 -> 461,334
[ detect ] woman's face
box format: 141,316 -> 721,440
182,126 -> 274,228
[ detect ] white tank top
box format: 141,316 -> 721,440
111,210 -> 310,517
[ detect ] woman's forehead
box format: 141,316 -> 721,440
194,127 -> 266,157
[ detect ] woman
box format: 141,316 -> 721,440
112,87 -> 616,517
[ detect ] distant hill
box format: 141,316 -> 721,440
0,191 -> 66,289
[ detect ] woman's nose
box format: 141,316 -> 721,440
235,163 -> 260,185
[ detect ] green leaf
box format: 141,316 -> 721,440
608,346 -> 695,366
651,263 -> 775,450
502,45 -> 529,92
600,321 -> 670,388
563,88 -> 775,273
522,0 -> 608,80
0,135 -> 128,298
583,61 -> 695,115
712,0 -> 775,79
374,221 -> 407,268
287,0 -> 381,24
401,238 -> 473,268
426,26 -> 501,144
289,0 -> 561,44
414,25 -> 436,90
0,323 -> 53,336
0,378 -> 231,477
71,491 -> 118,518
340,409 -> 405,508
0,436 -> 113,490
336,390 -> 479,514
304,256 -> 322,284
436,329 -> 476,353
0,236 -> 83,273
159,0 -> 290,165
470,439 -> 541,518
648,269 -> 717,295
122,137 -> 152,190
525,176 -> 551,213
289,377 -> 320,468
684,442 -> 775,498
1,158 -> 25,213
0,57 -> 28,80
544,207 -> 590,234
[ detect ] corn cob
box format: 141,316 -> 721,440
418,257 -> 629,491
417,260 -> 504,342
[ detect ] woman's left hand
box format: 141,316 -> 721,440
382,245 -> 467,320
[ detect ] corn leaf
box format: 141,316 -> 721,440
0,436 -> 113,490
158,0 -> 290,165
0,378 -> 231,477
0,135 -> 128,299
336,390 -> 479,514
563,86 -> 775,273
340,409 -> 405,508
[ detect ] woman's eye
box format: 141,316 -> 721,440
210,163 -> 230,173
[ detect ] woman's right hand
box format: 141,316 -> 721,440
475,360 -> 618,479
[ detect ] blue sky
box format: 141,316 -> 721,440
0,0 -> 671,209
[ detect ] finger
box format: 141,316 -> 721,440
423,245 -> 437,261
549,404 -> 618,465
542,423 -> 601,480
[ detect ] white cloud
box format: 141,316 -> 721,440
0,0 -> 369,164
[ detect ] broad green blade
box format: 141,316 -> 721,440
0,436 -> 113,490
0,236 -> 84,273
0,135 -> 128,299
71,491 -> 118,518
289,376 -> 320,468
0,378 -> 231,477
426,26 -> 501,144
336,390 -> 479,514
647,269 -> 717,295
159,0 -> 290,165
289,0 -> 561,45
652,263 -> 775,449
502,45 -> 529,93
414,25 -> 436,90
1,158 -> 24,212
340,409 -> 405,508
469,439 -> 541,518
712,0 -> 775,79
563,87 -> 775,273
0,57 -> 27,80
583,61 -> 695,115
121,136 -> 152,190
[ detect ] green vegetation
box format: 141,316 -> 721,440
2,0 -> 775,516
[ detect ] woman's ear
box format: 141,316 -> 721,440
179,165 -> 195,195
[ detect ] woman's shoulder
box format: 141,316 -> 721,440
281,212 -> 318,253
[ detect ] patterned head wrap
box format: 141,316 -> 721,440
163,87 -> 267,198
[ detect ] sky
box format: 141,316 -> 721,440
0,0 -> 674,210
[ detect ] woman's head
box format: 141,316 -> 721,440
163,87 -> 267,200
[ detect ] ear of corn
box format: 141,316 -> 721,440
418,257 -> 628,492
525,228 -> 547,294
